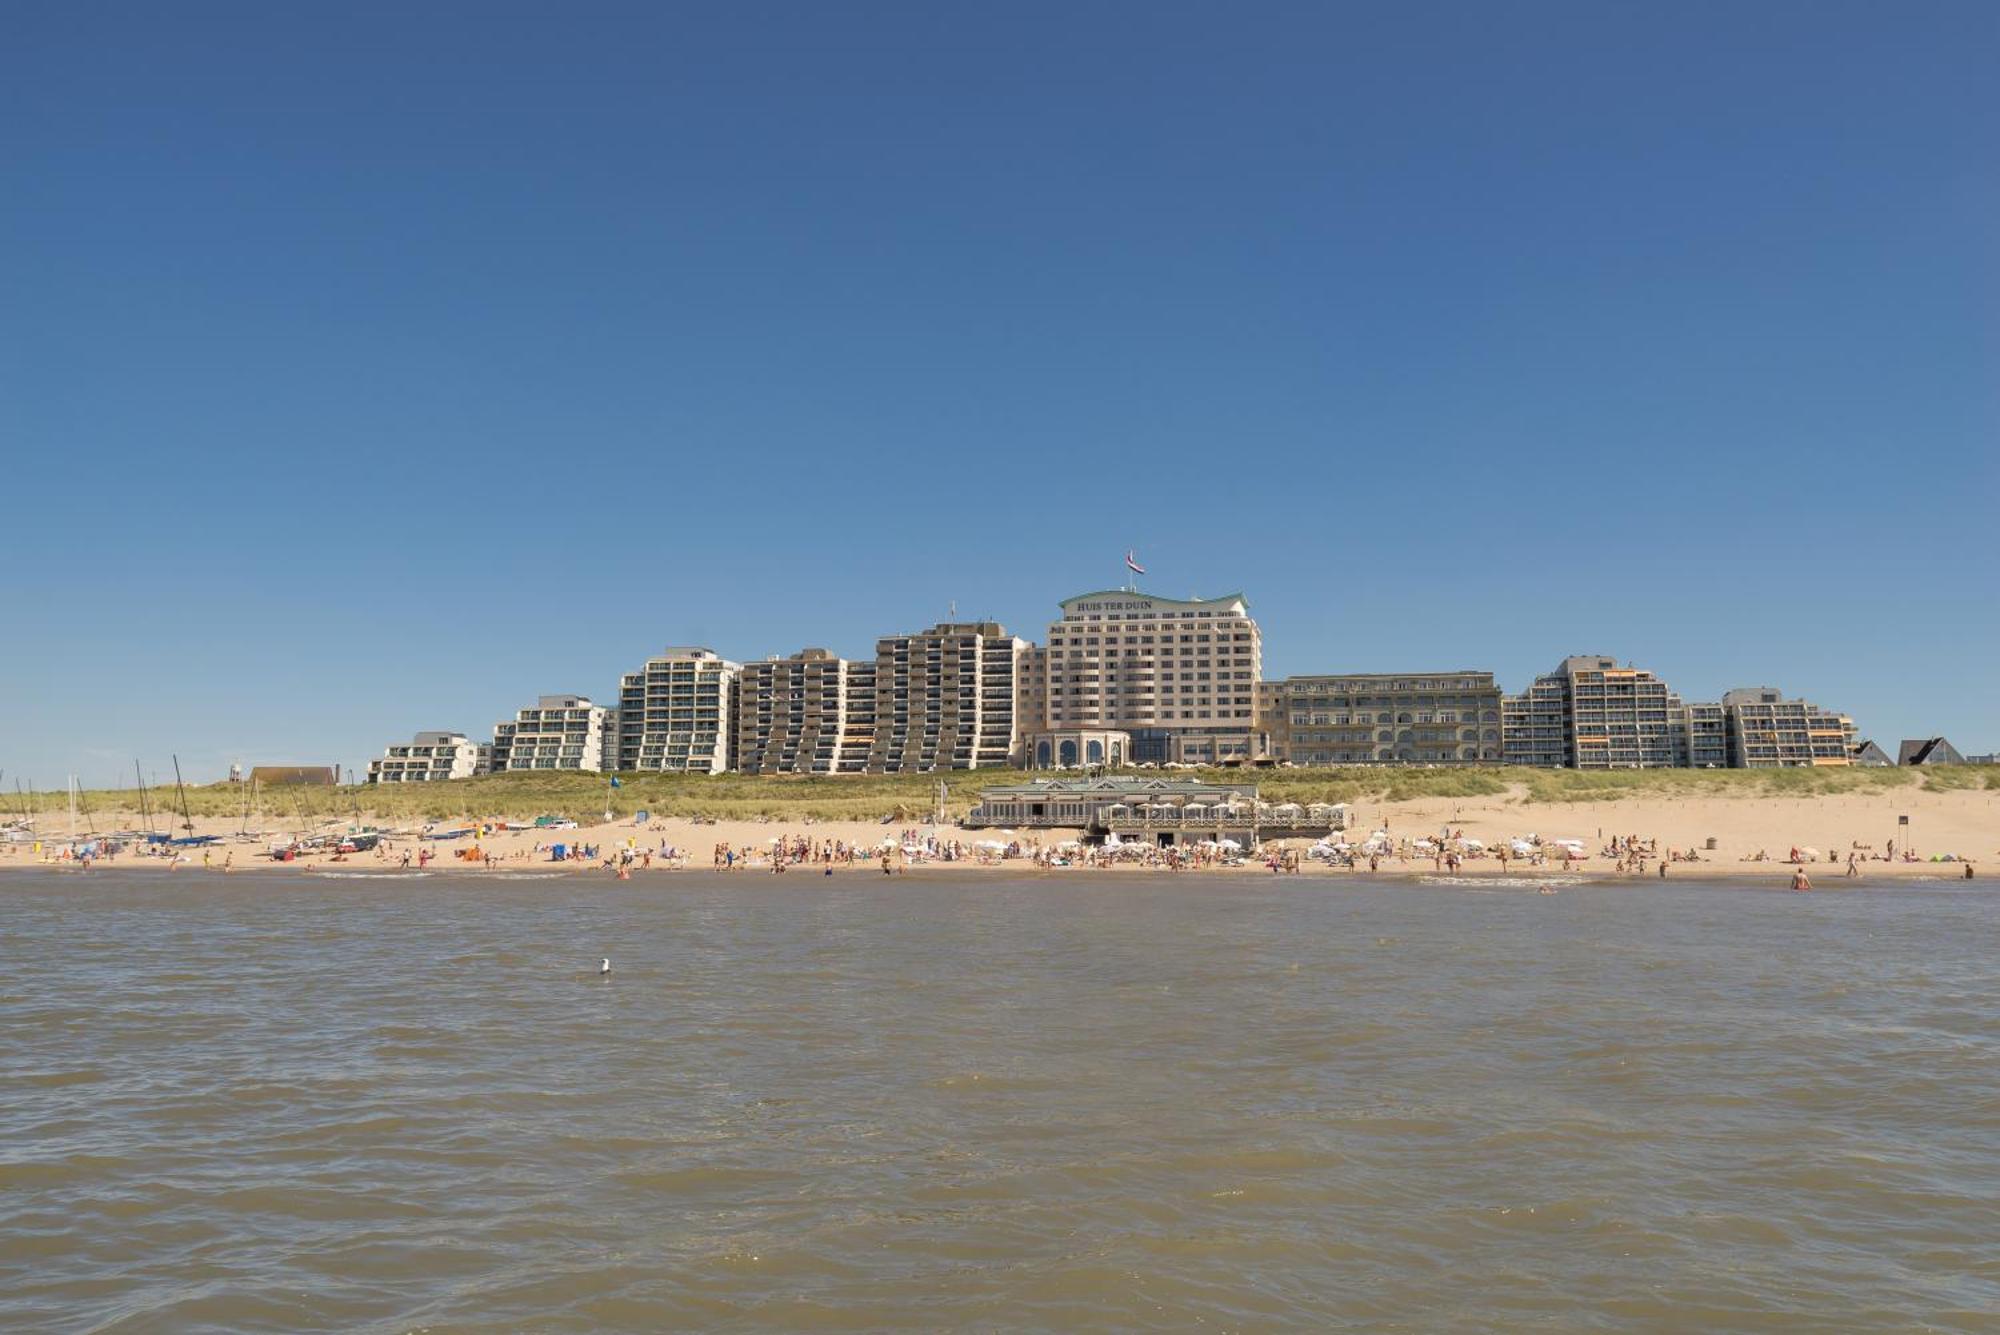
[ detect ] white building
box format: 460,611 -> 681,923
490,695 -> 611,772
365,731 -> 485,783
1027,590 -> 1264,767
614,647 -> 738,773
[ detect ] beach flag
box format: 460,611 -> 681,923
609,776 -> 622,788
1125,550 -> 1146,575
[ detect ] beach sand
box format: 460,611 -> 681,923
8,784 -> 1994,882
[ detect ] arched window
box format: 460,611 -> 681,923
1086,740 -> 1104,764
1035,740 -> 1051,769
1058,740 -> 1079,767
1110,743 -> 1123,766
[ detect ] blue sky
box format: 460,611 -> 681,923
4,2 -> 1995,786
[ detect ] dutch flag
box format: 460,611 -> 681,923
1125,550 -> 1146,575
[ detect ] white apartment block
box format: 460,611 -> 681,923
365,731 -> 484,783
615,647 -> 737,773
1030,591 -> 1264,767
490,695 -> 610,772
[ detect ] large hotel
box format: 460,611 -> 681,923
1023,591 -> 1263,767
365,581 -> 1863,779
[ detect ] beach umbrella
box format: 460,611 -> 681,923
1218,838 -> 1242,850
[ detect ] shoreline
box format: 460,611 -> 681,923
2,855 -> 1982,887
8,783 -> 1992,886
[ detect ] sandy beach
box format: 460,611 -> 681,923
9,784 -> 1994,883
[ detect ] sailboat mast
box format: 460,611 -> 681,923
136,760 -> 154,837
171,754 -> 195,836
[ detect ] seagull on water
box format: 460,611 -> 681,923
599,957 -> 611,975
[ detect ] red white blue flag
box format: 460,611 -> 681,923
1125,550 -> 1146,575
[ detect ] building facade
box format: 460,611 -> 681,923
366,730 -> 484,783
615,647 -> 738,774
966,777 -> 1351,842
1502,656 -> 1683,769
1263,672 -> 1503,765
734,647 -> 876,774
491,695 -> 611,772
1720,687 -> 1854,767
1031,591 -> 1264,767
1501,672 -> 1573,767
867,622 -> 1026,772
1678,701 -> 1730,768
1898,737 -> 1966,766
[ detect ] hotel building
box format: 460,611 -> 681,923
867,622 -> 1026,772
1263,672 -> 1503,765
734,648 -> 876,775
490,695 -> 611,772
1720,687 -> 1854,767
614,647 -> 738,774
1502,656 -> 1683,769
1027,591 -> 1263,767
365,731 -> 485,783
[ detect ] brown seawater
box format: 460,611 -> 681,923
2,870 -> 1996,1331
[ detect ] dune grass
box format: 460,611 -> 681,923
22,762 -> 1985,828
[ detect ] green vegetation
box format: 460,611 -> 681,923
27,763 -> 1986,828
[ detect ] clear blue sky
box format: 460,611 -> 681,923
5,2 -> 1995,787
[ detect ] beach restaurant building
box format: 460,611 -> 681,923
965,777 -> 1350,845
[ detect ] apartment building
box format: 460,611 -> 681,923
1264,672 -> 1503,765
1502,656 -> 1682,769
365,731 -> 484,783
1679,700 -> 1729,768
1501,672 -> 1572,767
1028,591 -> 1263,767
1721,687 -> 1854,767
490,695 -> 611,772
867,622 -> 1026,772
733,647 -> 878,775
614,647 -> 737,774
